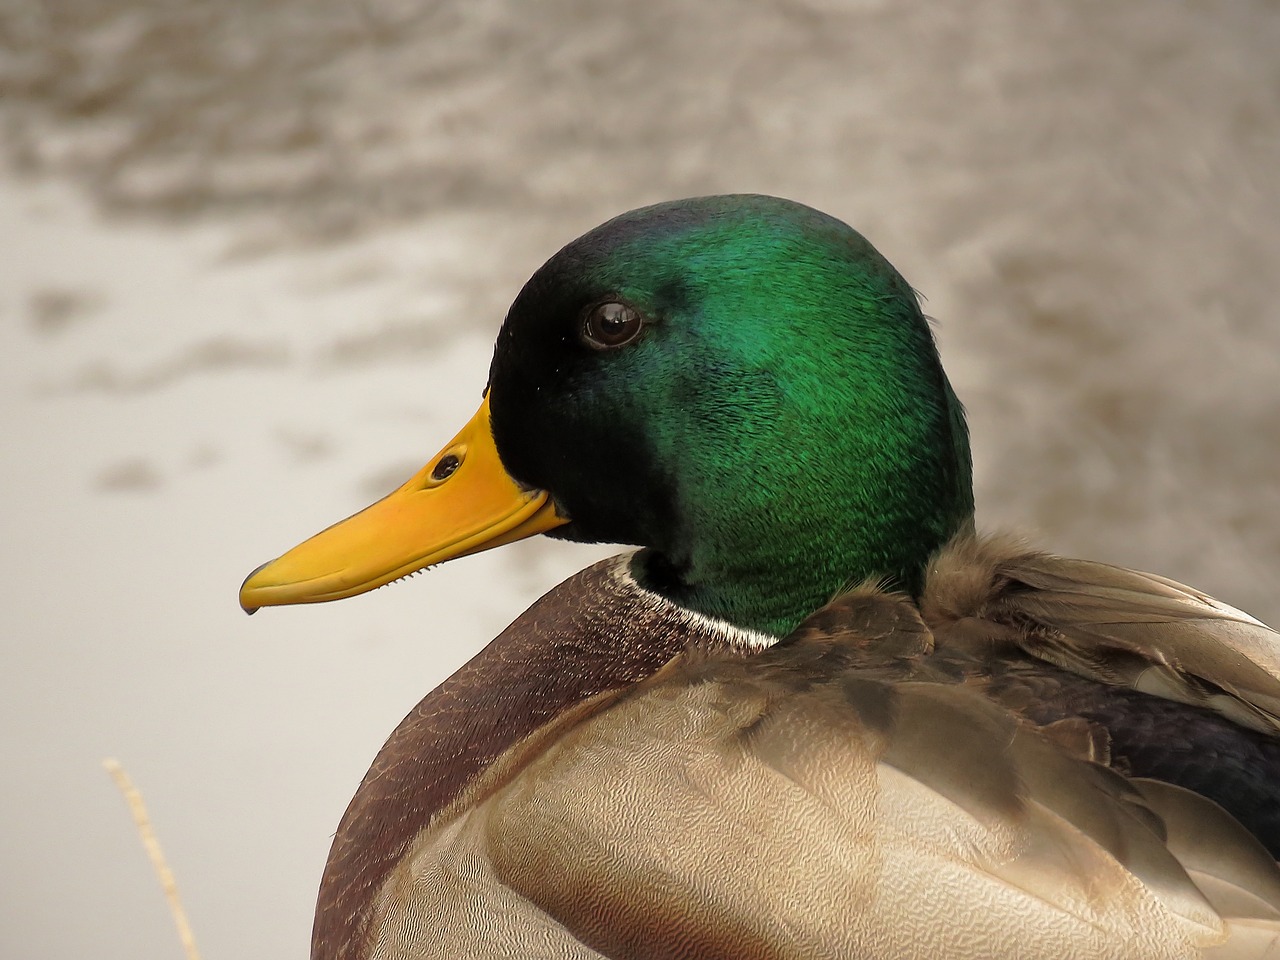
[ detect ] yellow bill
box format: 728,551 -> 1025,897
239,394 -> 567,613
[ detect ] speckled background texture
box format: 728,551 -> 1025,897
2,3 -> 1276,958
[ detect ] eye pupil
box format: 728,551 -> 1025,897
583,301 -> 643,349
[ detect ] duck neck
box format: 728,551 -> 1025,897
635,507 -> 970,639
635,385 -> 974,638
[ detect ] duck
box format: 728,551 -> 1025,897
239,195 -> 1280,960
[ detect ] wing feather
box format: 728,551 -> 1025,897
461,602 -> 1280,958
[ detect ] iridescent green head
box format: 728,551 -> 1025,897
241,195 -> 972,634
489,195 -> 973,635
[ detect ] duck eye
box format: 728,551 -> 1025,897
582,301 -> 643,350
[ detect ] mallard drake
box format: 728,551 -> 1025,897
240,195 -> 1280,960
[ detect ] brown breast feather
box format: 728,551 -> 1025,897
312,555 -> 712,960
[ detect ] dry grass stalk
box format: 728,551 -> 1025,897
103,758 -> 203,960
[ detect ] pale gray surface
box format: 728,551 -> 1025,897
0,3 -> 1277,959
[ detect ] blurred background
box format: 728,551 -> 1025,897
2,2 -> 1278,958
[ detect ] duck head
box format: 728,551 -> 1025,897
241,195 -> 973,636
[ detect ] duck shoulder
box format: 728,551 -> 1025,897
922,533 -> 1280,737
909,533 -> 1280,858
359,589 -> 1280,960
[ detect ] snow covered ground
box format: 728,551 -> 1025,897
1,3 -> 1277,959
